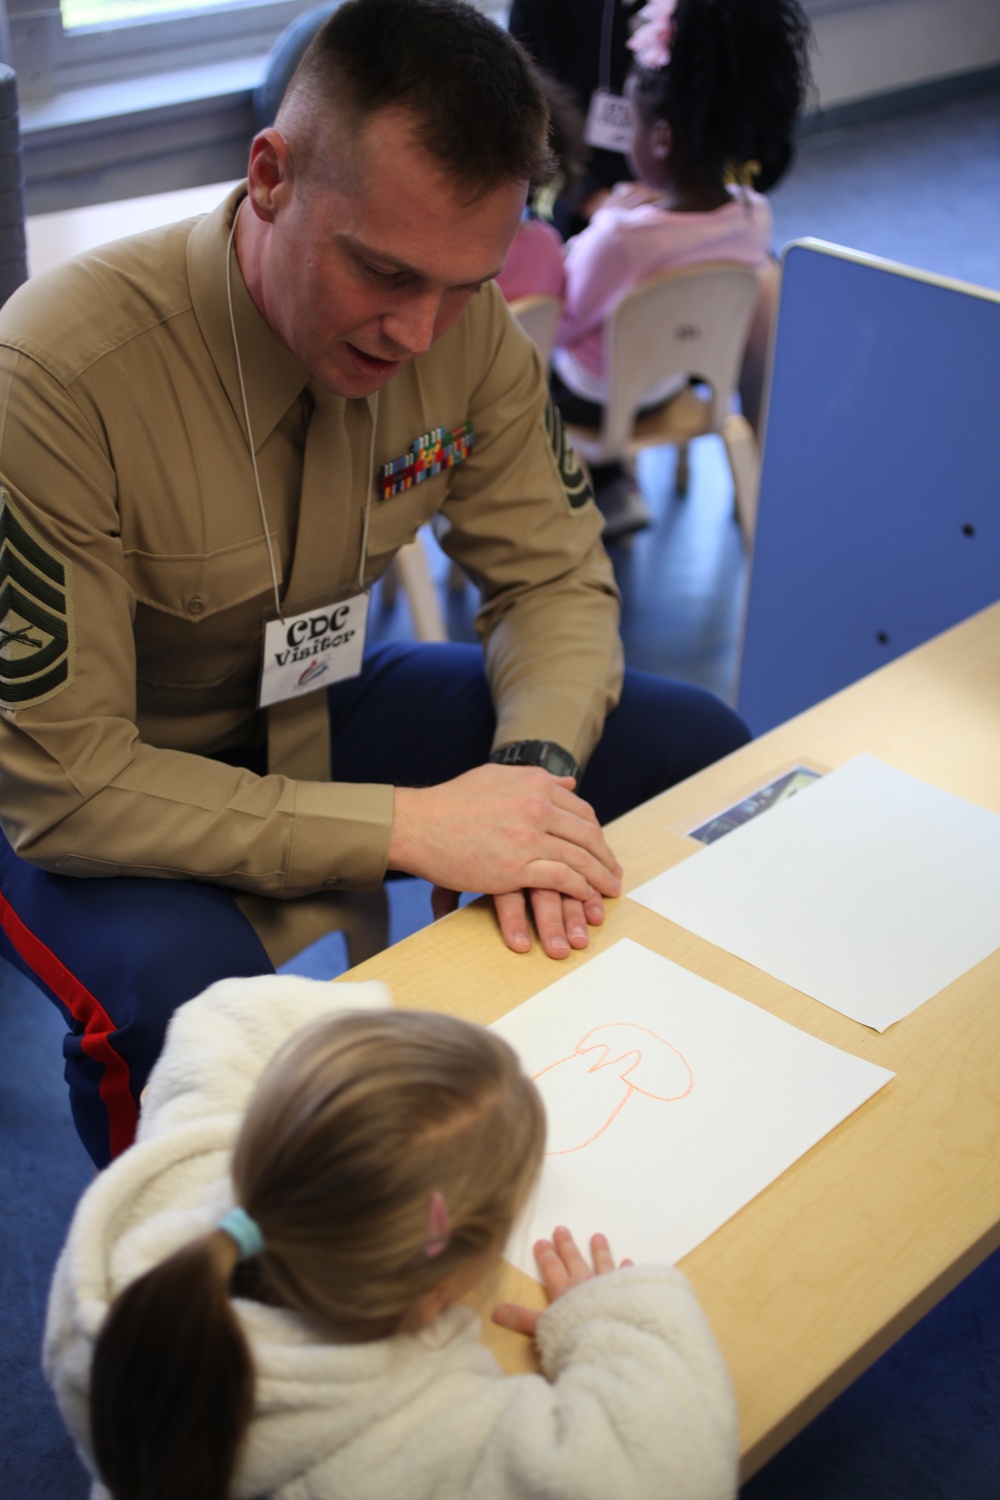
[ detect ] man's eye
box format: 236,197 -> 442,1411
364,262 -> 406,284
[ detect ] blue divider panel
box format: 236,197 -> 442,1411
737,239 -> 1000,735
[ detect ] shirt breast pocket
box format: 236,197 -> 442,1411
126,534 -> 281,691
363,476 -> 449,581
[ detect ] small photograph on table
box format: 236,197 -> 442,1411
689,766 -> 822,844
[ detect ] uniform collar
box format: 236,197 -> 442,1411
187,184 -> 312,448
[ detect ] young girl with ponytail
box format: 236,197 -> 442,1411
45,973 -> 737,1499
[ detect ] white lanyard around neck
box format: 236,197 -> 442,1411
225,203 -> 376,706
225,204 -> 379,617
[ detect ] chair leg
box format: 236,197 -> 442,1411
674,443 -> 691,497
380,559 -> 399,607
394,535 -> 448,642
720,413 -> 760,549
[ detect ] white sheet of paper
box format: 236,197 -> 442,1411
629,753 -> 1000,1032
492,939 -> 893,1279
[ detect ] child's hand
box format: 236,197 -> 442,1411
491,1226 -> 632,1337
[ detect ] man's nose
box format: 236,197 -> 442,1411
382,290 -> 442,356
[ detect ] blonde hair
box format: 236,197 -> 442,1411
91,1008 -> 544,1500
233,1008 -> 545,1336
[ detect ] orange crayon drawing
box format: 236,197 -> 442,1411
533,1023 -> 694,1155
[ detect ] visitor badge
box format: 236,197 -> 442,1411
585,89 -> 632,153
258,590 -> 368,708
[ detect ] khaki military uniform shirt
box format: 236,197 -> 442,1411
0,188 -> 622,897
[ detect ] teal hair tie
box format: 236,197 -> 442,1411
217,1206 -> 264,1261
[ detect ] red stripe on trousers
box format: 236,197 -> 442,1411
0,891 -> 138,1158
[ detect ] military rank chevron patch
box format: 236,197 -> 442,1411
544,396 -> 594,510
0,492 -> 74,709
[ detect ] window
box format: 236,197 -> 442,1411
5,0 -> 321,100
6,0 -> 511,211
6,0 -> 510,102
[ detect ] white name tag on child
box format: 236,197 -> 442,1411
259,591 -> 368,708
585,89 -> 632,153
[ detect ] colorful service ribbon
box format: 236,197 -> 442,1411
378,422 -> 474,502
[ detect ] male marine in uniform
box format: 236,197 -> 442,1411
0,0 -> 747,1165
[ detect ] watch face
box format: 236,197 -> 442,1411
541,744 -> 579,778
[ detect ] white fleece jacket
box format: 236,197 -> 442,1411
44,974 -> 739,1500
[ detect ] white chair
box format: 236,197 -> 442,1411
391,534 -> 449,641
561,263 -> 763,544
378,530 -> 449,641
510,293 -> 564,367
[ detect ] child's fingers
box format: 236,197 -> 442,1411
590,1231 -> 617,1275
551,1224 -> 592,1282
538,1228 -> 627,1302
491,1301 -> 541,1337
534,1236 -> 571,1299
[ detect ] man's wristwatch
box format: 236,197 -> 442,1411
489,739 -> 580,779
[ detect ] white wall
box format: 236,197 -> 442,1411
808,0 -> 1000,108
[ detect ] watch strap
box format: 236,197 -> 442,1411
489,739 -> 581,779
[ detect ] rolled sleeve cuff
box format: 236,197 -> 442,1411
287,779 -> 395,894
491,673 -> 623,773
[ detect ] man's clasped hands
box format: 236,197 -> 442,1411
389,763 -> 622,959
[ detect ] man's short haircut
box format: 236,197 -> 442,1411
282,0 -> 554,196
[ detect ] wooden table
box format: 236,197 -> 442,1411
344,599 -> 1000,1481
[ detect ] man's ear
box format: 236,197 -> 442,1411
246,128 -> 293,221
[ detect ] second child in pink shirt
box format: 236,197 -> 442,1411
553,183 -> 771,406
496,215 -> 566,304
550,0 -> 812,539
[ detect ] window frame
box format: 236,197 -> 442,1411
5,0 -> 321,99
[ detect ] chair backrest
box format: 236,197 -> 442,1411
600,263 -> 761,456
509,294 -> 564,367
